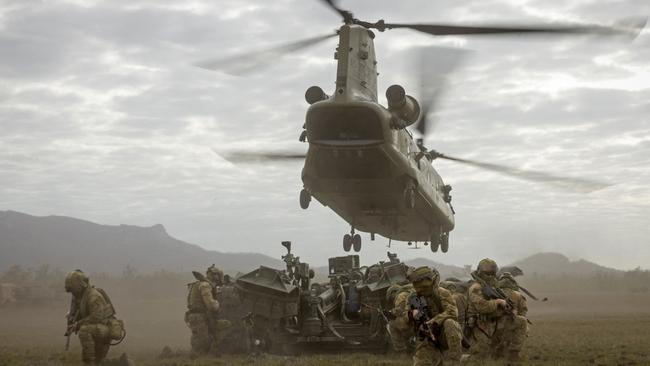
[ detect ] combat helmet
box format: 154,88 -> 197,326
498,272 -> 519,290
439,280 -> 457,292
386,283 -> 403,304
477,258 -> 498,276
206,264 -> 224,285
64,269 -> 89,294
408,266 -> 440,287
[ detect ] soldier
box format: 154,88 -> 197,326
185,265 -> 231,356
213,274 -> 249,354
386,282 -> 415,354
64,270 -> 124,366
494,272 -> 529,358
403,266 -> 462,366
466,259 -> 527,363
498,272 -> 528,317
440,280 -> 468,330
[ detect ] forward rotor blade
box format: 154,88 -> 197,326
415,46 -> 469,137
319,0 -> 354,23
432,152 -> 611,193
214,149 -> 306,163
195,32 -> 337,75
384,17 -> 646,38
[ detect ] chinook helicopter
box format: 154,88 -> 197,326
199,1 -> 645,253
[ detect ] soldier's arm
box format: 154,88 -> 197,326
519,293 -> 528,316
431,287 -> 457,325
392,292 -> 411,330
76,291 -> 108,326
400,293 -> 414,326
199,282 -> 220,312
468,283 -> 499,314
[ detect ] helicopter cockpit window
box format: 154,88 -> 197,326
307,107 -> 383,142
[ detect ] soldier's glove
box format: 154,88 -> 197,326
410,309 -> 420,319
65,323 -> 78,335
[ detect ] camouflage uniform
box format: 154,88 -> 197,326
440,281 -> 467,328
494,273 -> 529,358
386,283 -> 414,353
65,270 -> 115,366
467,259 -> 527,364
498,273 -> 528,317
214,276 -> 249,354
403,267 -> 462,366
185,265 -> 231,355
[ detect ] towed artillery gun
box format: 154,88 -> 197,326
235,241 -> 410,354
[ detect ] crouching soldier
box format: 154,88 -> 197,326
404,266 -> 463,366
185,265 -> 231,356
386,283 -> 415,354
467,259 -> 527,364
64,270 -> 126,366
494,272 -> 529,358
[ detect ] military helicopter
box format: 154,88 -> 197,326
199,1 -> 645,253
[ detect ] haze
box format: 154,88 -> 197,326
1,0 -> 648,269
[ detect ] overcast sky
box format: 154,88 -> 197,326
1,0 -> 649,270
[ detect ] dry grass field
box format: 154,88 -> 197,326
1,290 -> 650,365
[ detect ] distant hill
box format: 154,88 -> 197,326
1,210 -> 626,278
0,210 -> 283,274
510,252 -> 621,277
404,258 -> 467,279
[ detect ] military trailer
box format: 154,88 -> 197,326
236,241 -> 410,354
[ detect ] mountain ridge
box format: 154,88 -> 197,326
0,210 -> 283,274
0,210 -> 624,276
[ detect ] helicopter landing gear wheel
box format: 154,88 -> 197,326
430,225 -> 442,253
430,239 -> 439,253
299,189 -> 311,209
343,234 -> 352,252
440,232 -> 449,253
352,234 -> 362,252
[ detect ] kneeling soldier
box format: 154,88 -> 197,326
404,266 -> 462,366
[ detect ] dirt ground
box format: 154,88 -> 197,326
1,291 -> 649,365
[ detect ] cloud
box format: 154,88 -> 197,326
1,0 -> 649,270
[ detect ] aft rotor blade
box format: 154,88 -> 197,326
384,17 -> 646,38
432,152 -> 612,193
216,150 -> 306,163
195,32 -> 338,75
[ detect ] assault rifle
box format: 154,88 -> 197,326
471,272 -> 532,324
64,297 -> 79,351
408,295 -> 447,350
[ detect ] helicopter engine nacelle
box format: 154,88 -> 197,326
386,84 -> 420,128
305,86 -> 329,104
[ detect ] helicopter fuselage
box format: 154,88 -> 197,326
301,24 -> 454,244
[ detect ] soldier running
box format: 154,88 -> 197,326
64,270 -> 125,366
466,259 -> 527,364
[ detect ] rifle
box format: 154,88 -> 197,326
471,272 -> 532,325
408,295 -> 447,350
471,272 -> 516,317
64,297 -> 79,351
